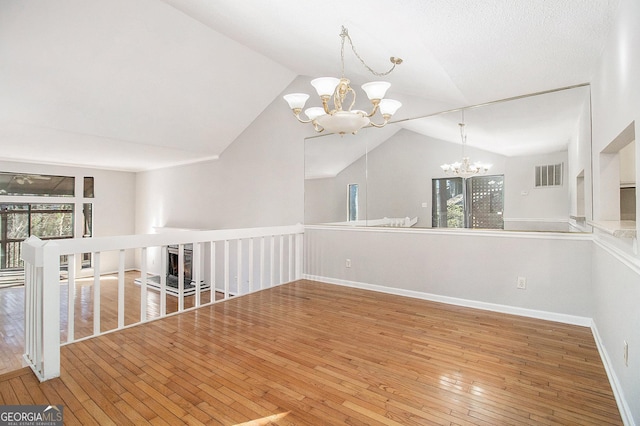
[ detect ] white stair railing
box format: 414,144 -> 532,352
22,236 -> 61,382
22,224 -> 304,382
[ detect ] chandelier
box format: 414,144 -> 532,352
283,26 -> 403,135
440,110 -> 491,178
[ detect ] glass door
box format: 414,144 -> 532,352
432,175 -> 504,229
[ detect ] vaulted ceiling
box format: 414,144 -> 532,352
0,0 -> 620,171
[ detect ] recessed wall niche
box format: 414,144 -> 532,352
597,121 -> 636,228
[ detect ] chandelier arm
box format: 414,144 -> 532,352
321,96 -> 332,114
346,87 -> 357,111
291,109 -> 313,124
312,122 -> 325,133
366,100 -> 381,118
368,115 -> 391,128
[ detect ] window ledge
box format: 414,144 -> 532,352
588,220 -> 637,238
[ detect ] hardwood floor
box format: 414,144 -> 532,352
0,271 -> 218,375
0,280 -> 622,425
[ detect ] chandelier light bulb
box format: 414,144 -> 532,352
310,77 -> 341,97
361,81 -> 391,100
282,93 -> 309,110
379,99 -> 402,116
304,107 -> 325,121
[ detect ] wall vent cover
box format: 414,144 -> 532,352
535,163 -> 563,187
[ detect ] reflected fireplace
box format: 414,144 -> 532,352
167,245 -> 192,287
135,244 -> 210,296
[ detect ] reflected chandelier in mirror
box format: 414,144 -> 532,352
304,84 -> 593,233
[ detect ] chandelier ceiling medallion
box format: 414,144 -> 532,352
283,26 -> 403,135
440,110 -> 492,179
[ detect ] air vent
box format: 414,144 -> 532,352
535,163 -> 563,187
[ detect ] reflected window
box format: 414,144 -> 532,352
83,177 -> 94,198
469,176 -> 504,229
0,172 -> 74,197
432,178 -> 464,228
348,184 -> 359,221
433,176 -> 504,229
82,203 -> 93,268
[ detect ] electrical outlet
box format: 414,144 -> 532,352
345,259 -> 352,268
624,340 -> 629,366
517,276 -> 526,289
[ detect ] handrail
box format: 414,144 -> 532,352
52,225 -> 303,255
21,224 -> 304,382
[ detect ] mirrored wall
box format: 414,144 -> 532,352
304,84 -> 593,232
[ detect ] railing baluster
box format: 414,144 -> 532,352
160,245 -> 167,316
295,233 -> 303,280
194,242 -> 201,307
67,254 -> 76,343
140,247 -> 147,321
118,249 -> 125,329
288,234 -> 293,282
210,242 -> 216,299
270,236 -> 275,287
248,238 -> 254,293
23,261 -> 32,364
224,240 -> 230,299
93,252 -> 101,335
279,235 -> 284,285
236,239 -> 242,295
259,237 -> 265,290
178,244 -> 185,311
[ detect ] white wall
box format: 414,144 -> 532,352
503,150 -> 569,231
135,78 -> 312,234
567,99 -> 593,222
0,160 -> 137,273
589,0 -> 640,423
304,227 -> 593,320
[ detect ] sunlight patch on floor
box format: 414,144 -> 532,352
233,411 -> 290,425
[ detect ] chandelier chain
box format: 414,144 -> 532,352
340,26 -> 400,77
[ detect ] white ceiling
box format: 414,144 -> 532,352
0,0 -> 620,172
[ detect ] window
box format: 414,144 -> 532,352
0,172 -> 75,197
81,203 -> 93,268
83,177 -> 94,198
432,178 -> 464,228
535,163 -> 563,187
0,203 -> 74,270
347,184 -> 359,221
433,175 -> 504,229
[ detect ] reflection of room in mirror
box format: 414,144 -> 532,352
304,84 -> 593,233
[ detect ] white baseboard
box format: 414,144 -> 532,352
591,322 -> 635,426
303,274 -> 592,326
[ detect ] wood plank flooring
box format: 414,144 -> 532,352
0,271 -> 219,375
0,280 -> 622,425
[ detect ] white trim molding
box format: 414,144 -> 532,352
591,322 -> 635,426
303,273 -> 592,327
304,224 -> 594,241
